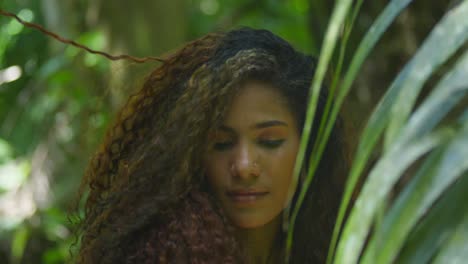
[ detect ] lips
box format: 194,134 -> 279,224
226,189 -> 269,204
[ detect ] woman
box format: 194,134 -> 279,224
76,28 -> 346,263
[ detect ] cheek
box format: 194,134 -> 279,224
204,154 -> 228,190
269,143 -> 299,197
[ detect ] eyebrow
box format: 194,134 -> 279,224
218,120 -> 288,132
253,120 -> 288,129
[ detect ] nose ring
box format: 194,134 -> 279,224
252,161 -> 259,169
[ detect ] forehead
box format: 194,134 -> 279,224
223,81 -> 296,128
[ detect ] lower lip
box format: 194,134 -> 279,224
227,193 -> 268,205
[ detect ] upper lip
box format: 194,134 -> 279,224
226,189 -> 269,196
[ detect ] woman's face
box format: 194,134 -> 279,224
204,81 -> 300,229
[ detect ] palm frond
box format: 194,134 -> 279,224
285,0 -> 468,263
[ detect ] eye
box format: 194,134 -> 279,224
213,141 -> 234,151
258,139 -> 285,149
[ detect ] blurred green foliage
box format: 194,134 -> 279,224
0,0 -> 458,263
0,1 -> 315,263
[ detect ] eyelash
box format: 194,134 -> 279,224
213,141 -> 234,151
258,139 -> 285,149
212,139 -> 285,151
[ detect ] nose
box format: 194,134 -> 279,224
231,144 -> 260,180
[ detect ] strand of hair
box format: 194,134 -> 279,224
0,9 -> 167,63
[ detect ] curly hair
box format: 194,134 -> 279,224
75,28 -> 347,263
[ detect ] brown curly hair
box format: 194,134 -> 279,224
75,28 -> 347,263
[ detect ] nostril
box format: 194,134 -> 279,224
231,160 -> 260,179
230,145 -> 260,179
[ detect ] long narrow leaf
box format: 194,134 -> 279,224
316,0 -> 364,164
325,1 -> 414,261
334,126 -> 455,263
432,210 -> 468,264
359,148 -> 444,264
395,173 -> 468,263
362,119 -> 468,263
333,2 -> 468,262
358,46 -> 468,264
384,0 -> 468,149
392,50 -> 468,147
297,0 -> 365,224
284,0 -> 355,258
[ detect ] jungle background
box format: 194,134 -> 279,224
0,0 -> 452,263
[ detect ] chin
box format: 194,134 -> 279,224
234,221 -> 266,229
230,215 -> 275,229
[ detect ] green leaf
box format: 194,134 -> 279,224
334,126 -> 455,263
0,160 -> 31,192
361,49 -> 468,263
391,50 -> 468,148
284,0 -> 355,258
333,2 -> 468,263
325,0 -> 414,261
384,0 -> 468,149
361,119 -> 468,263
0,138 -> 13,163
395,173 -> 468,263
37,56 -> 67,80
11,225 -> 30,263
432,209 -> 468,264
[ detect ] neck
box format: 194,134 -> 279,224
236,216 -> 282,264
